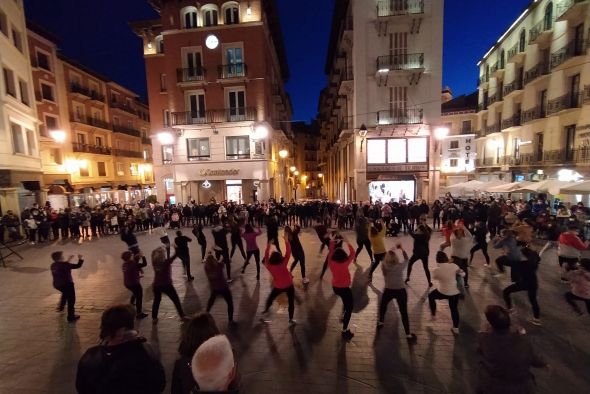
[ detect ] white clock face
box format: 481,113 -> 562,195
205,34 -> 219,49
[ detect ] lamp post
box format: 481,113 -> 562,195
431,126 -> 449,202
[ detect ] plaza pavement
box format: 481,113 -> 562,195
0,226 -> 588,394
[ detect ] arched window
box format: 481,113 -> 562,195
519,29 -> 526,52
544,2 -> 553,30
155,35 -> 164,53
181,6 -> 198,29
499,50 -> 505,69
202,5 -> 219,27
223,2 -> 240,24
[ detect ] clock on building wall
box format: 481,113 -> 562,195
205,34 -> 219,49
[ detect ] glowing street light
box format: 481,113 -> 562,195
293,170 -> 299,176
157,132 -> 174,145
318,173 -> 323,178
290,166 -> 297,172
49,129 -> 66,143
434,127 -> 449,140
278,149 -> 288,159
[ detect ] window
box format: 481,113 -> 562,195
407,138 -> 427,162
450,159 -> 458,167
111,91 -> 119,103
367,139 -> 387,164
18,79 -> 29,106
40,83 -> 55,102
116,162 -> 124,176
225,6 -> 239,24
461,120 -> 471,133
10,123 -> 25,154
182,7 -> 198,28
535,132 -> 544,160
79,166 -> 89,177
539,89 -> 548,117
130,163 -> 139,176
565,125 -> 576,161
544,2 -> 553,31
77,133 -> 86,145
519,29 -> 526,52
45,115 -> 58,131
225,47 -> 244,77
513,138 -> 521,159
204,8 -> 219,26
571,74 -> 581,107
387,139 -> 406,163
0,10 -> 7,37
11,28 -> 22,52
367,138 -> 428,165
228,89 -> 246,120
96,136 -> 103,147
155,35 -> 164,53
97,162 -> 107,177
3,67 -> 16,97
187,92 -> 206,122
226,136 -> 250,159
183,48 -> 203,79
26,129 -> 36,156
449,140 -> 459,149
160,73 -> 167,92
36,51 -> 51,71
50,148 -> 62,164
162,145 -> 173,164
254,141 -> 264,156
163,110 -> 171,127
187,138 -> 210,160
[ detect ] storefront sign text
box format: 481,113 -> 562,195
199,169 -> 239,176
367,164 -> 428,172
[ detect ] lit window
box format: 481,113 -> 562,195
450,159 -> 458,167
407,138 -> 427,162
204,8 -> 219,26
226,136 -> 250,159
449,140 -> 459,149
181,7 -> 198,28
162,145 -> 173,164
367,139 -> 386,164
97,162 -> 107,176
387,139 -> 406,163
187,138 -> 210,160
225,6 -> 239,24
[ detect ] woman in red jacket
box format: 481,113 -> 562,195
261,234 -> 296,325
328,238 -> 356,340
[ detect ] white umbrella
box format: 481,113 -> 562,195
513,180 -> 577,195
560,181 -> 590,195
486,181 -> 534,193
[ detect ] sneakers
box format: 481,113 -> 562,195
67,315 -> 80,322
136,313 -> 148,319
341,329 -> 354,340
451,327 -> 460,334
288,319 -> 297,326
406,333 -> 417,342
377,321 -> 384,329
302,278 -> 310,285
528,318 -> 542,326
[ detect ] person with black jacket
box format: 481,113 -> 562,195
76,304 -> 166,394
229,217 -> 246,261
122,251 -> 148,319
405,223 -> 433,287
192,224 -> 207,261
175,230 -> 194,281
51,251 -> 84,322
470,220 -> 491,266
212,221 -> 232,282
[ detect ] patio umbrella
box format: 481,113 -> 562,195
512,180 -> 577,195
560,181 -> 590,195
485,181 -> 534,193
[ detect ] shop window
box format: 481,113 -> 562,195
97,162 -> 107,176
116,162 -> 124,176
187,138 -> 210,160
226,136 -> 250,159
367,137 -> 428,165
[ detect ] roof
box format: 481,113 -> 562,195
324,0 -> 350,74
26,20 -> 60,44
441,92 -> 479,114
58,54 -> 112,83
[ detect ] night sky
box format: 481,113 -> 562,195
24,0 -> 531,122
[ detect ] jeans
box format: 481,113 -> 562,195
407,253 -> 432,284
126,284 -> 144,314
564,291 -> 590,314
242,249 -> 261,278
333,286 -> 353,330
428,289 -> 460,328
379,288 -> 410,334
264,285 -> 295,320
355,238 -> 373,262
198,241 -> 207,260
207,288 -> 234,321
290,251 -> 306,278
503,283 -> 540,318
369,252 -> 386,277
55,282 -> 76,319
152,284 -> 184,319
453,257 -> 469,286
470,243 -> 490,265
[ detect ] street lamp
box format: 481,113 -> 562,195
358,124 -> 368,152
157,131 -> 174,145
278,149 -> 288,159
49,129 -> 66,143
293,170 -> 299,176
290,166 -> 296,172
434,126 -> 449,152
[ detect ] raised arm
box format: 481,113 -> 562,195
282,240 -> 292,265
344,243 -> 356,266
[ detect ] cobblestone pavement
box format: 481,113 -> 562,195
0,226 -> 589,394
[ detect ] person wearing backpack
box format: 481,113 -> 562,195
76,304 -> 165,394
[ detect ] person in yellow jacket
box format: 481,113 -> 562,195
368,219 -> 387,282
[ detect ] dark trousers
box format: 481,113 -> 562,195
126,284 -> 144,314
407,253 -> 432,284
55,282 -> 76,319
152,284 -> 184,319
369,252 -> 386,277
242,249 -> 261,278
178,254 -> 192,279
495,255 -> 514,273
355,238 -> 373,262
379,288 -> 410,334
198,241 -> 207,260
503,283 -> 540,318
565,291 -> 590,314
470,243 -> 490,265
428,289 -> 460,328
264,285 -> 295,320
290,252 -> 306,278
333,286 -> 353,330
230,238 -> 246,259
453,257 -> 469,286
432,215 -> 441,229
28,229 -> 37,242
488,222 -> 498,238
215,248 -> 232,279
207,287 -> 234,321
319,237 -> 330,253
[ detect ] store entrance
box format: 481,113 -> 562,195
226,180 -> 242,203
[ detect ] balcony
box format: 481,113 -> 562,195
502,153 -> 533,166
142,137 -> 152,145
528,18 -> 553,45
70,114 -> 111,130
550,40 -> 586,70
376,0 -> 424,17
487,90 -> 503,106
506,42 -> 526,63
523,62 -> 549,85
113,124 -> 141,137
171,107 -> 257,126
583,85 -> 590,104
484,123 -> 500,135
376,53 -> 424,73
501,114 -> 522,130
112,149 -> 144,158
376,108 -> 423,125
70,82 -> 90,97
217,63 -> 247,79
110,101 -> 137,116
475,157 -> 496,167
521,106 -> 546,124
556,0 -> 589,22
478,75 -> 489,87
546,93 -> 582,115
177,67 -> 206,83
503,79 -> 524,97
72,142 -> 111,155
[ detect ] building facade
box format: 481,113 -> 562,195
0,0 -> 42,214
319,0 -> 443,204
440,92 -> 478,187
291,121 -> 322,199
132,0 -> 292,204
27,24 -> 154,209
475,0 -> 590,184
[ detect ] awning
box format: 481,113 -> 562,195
512,180 -> 578,195
560,181 -> 590,195
485,181 -> 534,193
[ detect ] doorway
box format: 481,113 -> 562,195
226,180 -> 242,203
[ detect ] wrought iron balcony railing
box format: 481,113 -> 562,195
376,53 -> 424,72
171,107 -> 257,126
376,0 -> 424,17
177,67 -> 206,83
376,108 -> 423,125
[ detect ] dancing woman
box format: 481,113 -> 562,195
327,237 -> 356,340
286,225 -> 309,285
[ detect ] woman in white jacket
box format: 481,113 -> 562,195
450,226 -> 472,288
428,251 -> 465,334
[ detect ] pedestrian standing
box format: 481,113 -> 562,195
174,230 -> 194,281
286,225 -> 309,285
564,258 -> 590,315
151,246 -> 186,322
502,245 -> 542,326
240,223 -> 263,279
260,234 -> 296,325
405,222 -> 433,287
450,225 -> 473,288
368,220 -> 387,282
327,237 -> 356,340
51,251 -> 84,322
203,252 -> 235,324
192,224 -> 207,261
121,251 -> 148,319
428,251 -> 464,334
378,244 -> 416,341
